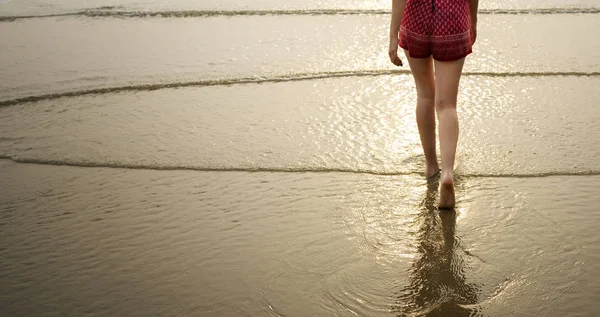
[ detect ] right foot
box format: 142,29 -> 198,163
438,174 -> 455,209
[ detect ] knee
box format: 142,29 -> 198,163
435,98 -> 456,111
416,85 -> 435,104
417,95 -> 435,106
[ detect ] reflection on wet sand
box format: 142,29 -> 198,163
393,181 -> 481,317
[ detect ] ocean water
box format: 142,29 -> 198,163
1,0 -> 599,316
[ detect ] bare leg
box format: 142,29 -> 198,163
434,58 -> 465,209
404,51 -> 439,178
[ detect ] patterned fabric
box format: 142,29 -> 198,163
398,0 -> 473,61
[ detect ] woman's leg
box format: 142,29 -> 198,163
404,52 -> 439,178
433,58 -> 465,209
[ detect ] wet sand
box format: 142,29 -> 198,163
1,0 -> 600,316
1,162 -> 599,316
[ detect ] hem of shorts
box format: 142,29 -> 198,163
398,43 -> 472,61
397,42 -> 432,59
433,49 -> 472,62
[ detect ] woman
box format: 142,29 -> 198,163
388,0 -> 478,209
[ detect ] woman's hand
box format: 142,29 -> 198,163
388,36 -> 403,66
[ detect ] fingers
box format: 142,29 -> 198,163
395,55 -> 403,67
396,56 -> 403,66
389,49 -> 403,67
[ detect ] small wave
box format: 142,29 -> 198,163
1,70 -> 598,108
481,8 -> 600,15
0,155 -> 413,176
1,7 -> 599,21
0,13 -> 79,21
0,136 -> 25,141
94,6 -> 125,10
1,156 -> 598,178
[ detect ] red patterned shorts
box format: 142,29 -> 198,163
398,0 -> 473,61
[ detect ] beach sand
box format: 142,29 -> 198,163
1,0 -> 600,316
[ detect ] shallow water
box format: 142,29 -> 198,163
1,14 -> 600,101
1,0 -> 600,15
1,0 -> 599,316
1,75 -> 599,176
1,163 -> 599,316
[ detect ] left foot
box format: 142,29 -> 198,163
425,163 -> 441,178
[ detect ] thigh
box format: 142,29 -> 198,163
404,51 -> 435,99
433,58 -> 465,105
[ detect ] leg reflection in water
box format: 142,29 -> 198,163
393,180 -> 481,317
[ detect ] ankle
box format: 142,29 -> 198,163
424,162 -> 440,177
425,159 -> 439,168
440,170 -> 454,184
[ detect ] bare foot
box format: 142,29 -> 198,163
425,163 -> 440,179
438,173 -> 455,209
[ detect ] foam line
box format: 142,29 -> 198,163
1,70 -> 598,108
